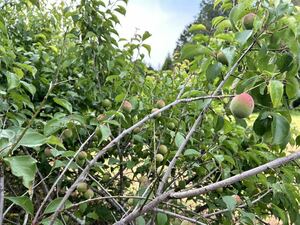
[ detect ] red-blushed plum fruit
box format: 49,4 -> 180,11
151,108 -> 161,118
233,194 -> 243,204
122,100 -> 132,113
84,189 -> 94,199
77,182 -> 88,193
243,13 -> 256,29
158,144 -> 168,155
156,99 -> 166,109
156,153 -> 164,162
230,93 -> 254,118
97,114 -> 106,122
77,151 -> 87,160
216,51 -> 228,65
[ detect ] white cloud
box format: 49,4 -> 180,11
117,0 -> 197,69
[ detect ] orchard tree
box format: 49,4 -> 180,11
1,0 -> 300,225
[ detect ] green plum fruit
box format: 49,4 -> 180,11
243,13 -> 256,29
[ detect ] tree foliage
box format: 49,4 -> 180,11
1,0 -> 300,225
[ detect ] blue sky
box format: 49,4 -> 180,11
117,0 -> 201,68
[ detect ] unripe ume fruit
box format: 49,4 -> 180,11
156,153 -> 164,162
156,99 -> 166,109
102,99 -> 112,108
243,13 -> 256,29
77,182 -> 88,193
159,145 -> 168,155
122,100 -> 132,113
84,188 -> 94,199
167,122 -> 176,130
77,151 -> 87,160
63,128 -> 73,139
230,93 -> 254,118
102,173 -> 110,182
44,147 -> 52,157
216,51 -> 228,65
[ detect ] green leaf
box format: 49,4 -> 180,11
142,44 -> 151,56
4,155 -> 37,189
5,196 -> 34,215
44,197 -> 72,214
276,53 -> 293,72
235,30 -> 253,45
41,217 -> 64,225
222,196 -> 236,210
136,216 -> 146,225
215,115 -> 224,131
115,5 -> 126,15
286,77 -> 299,99
14,62 -> 37,77
269,80 -> 284,108
206,63 -> 222,83
189,24 -> 206,32
44,117 -> 69,136
222,47 -> 235,66
46,136 -> 65,149
156,212 -> 168,225
184,149 -> 200,157
181,44 -> 212,59
175,132 -> 185,148
53,98 -> 73,113
20,81 -> 36,97
100,125 -> 111,142
19,129 -> 47,147
142,31 -> 151,41
271,113 -> 290,145
6,72 -> 20,91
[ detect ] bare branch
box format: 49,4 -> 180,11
171,152 -> 300,199
115,151 -> 300,224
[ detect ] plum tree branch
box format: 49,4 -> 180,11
114,151 -> 300,224
47,94 -> 233,224
171,152 -> 300,199
156,39 -> 257,195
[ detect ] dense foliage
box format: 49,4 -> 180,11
1,0 -> 300,225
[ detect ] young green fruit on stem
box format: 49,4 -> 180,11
102,99 -> 112,108
243,13 -> 256,29
122,100 -> 133,113
158,144 -> 168,155
230,93 -> 254,118
156,153 -> 164,162
77,151 -> 87,160
63,128 -> 73,139
84,188 -> 94,199
156,99 -> 166,109
77,182 -> 88,193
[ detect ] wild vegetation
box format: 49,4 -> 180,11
1,0 -> 300,225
